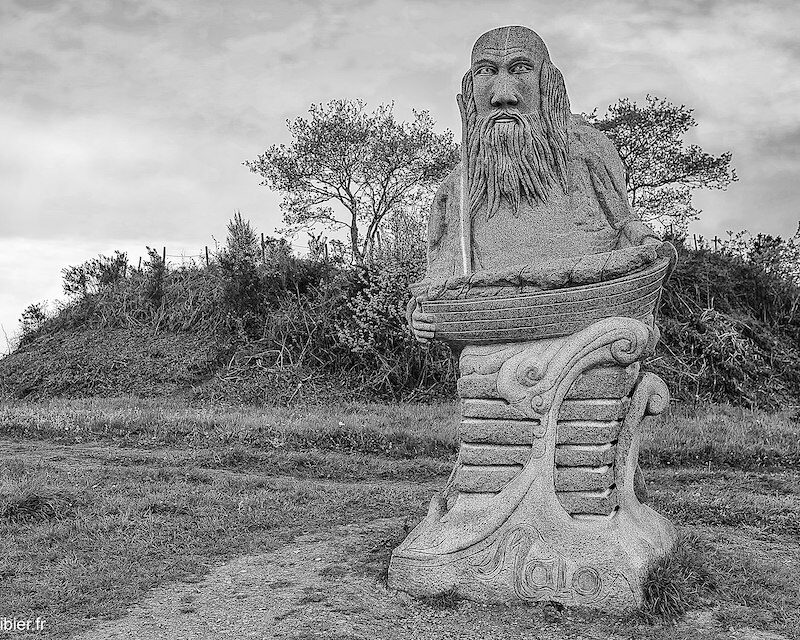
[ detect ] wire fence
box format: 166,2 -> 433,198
133,236 -> 314,270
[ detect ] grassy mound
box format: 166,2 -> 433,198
650,242 -> 800,409
2,224 -> 798,408
0,328 -> 221,400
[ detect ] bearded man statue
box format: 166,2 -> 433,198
390,26 -> 678,613
410,25 -> 674,341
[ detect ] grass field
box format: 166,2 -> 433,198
0,397 -> 798,639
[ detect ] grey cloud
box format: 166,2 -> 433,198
1,0 -> 799,244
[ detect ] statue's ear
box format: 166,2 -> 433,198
539,60 -> 570,134
460,70 -> 476,129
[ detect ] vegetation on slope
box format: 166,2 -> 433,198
652,232 -> 800,408
2,216 -> 799,409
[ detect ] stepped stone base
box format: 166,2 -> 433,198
389,318 -> 676,613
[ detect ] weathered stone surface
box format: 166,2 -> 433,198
392,319 -> 675,612
421,37 -> 662,283
556,420 -> 622,444
392,25 -> 676,614
417,257 -> 668,305
429,297 -> 657,346
459,418 -> 544,444
567,365 -> 639,400
457,464 -> 522,493
555,465 -> 615,491
461,399 -> 529,420
555,487 -> 619,515
460,444 -> 533,465
457,374 -> 497,399
414,246 -> 661,300
558,400 -> 630,421
555,442 -> 617,466
462,398 -> 629,422
460,364 -> 639,400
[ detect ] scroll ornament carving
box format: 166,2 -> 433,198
497,317 -> 653,418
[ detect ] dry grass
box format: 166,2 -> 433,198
0,445 -> 439,639
0,328 -> 221,400
0,396 -> 460,460
417,585 -> 463,610
1,397 -> 798,470
641,402 -> 800,468
0,486 -> 76,524
0,397 -> 798,638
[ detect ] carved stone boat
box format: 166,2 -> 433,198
415,251 -> 673,347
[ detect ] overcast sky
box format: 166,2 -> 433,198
2,0 -> 799,352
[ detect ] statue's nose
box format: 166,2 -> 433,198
490,72 -> 519,109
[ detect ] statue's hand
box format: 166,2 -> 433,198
406,297 -> 436,345
620,219 -> 660,247
623,225 -> 677,272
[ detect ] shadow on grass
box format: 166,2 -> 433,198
417,585 -> 463,610
361,521 -> 412,585
0,487 -> 76,524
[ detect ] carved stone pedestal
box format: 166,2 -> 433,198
388,317 -> 676,612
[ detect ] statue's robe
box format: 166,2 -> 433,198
426,115 -> 659,282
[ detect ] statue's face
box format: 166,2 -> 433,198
470,30 -> 544,120
465,28 -> 568,217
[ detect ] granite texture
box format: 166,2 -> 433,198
393,25 -> 677,612
410,245 -> 659,299
390,318 -> 676,612
423,130 -> 661,283
421,24 -> 664,286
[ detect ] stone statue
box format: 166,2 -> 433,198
391,25 -> 677,612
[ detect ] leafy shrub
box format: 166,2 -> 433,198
62,251 -> 128,297
18,304 -> 48,343
217,212 -> 263,329
333,257 -> 456,397
338,261 -> 416,355
141,247 -> 166,308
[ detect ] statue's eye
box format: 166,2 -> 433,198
474,65 -> 496,76
510,63 -> 534,74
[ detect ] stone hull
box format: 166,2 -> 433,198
389,309 -> 677,612
421,257 -> 670,347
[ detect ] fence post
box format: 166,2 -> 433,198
205,246 -> 209,267
137,256 -> 142,271
693,234 -> 698,251
162,246 -> 166,264
713,236 -> 719,252
323,242 -> 330,284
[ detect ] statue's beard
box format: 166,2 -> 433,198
468,109 -> 568,219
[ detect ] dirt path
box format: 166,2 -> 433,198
72,517 -> 789,640
2,438 -> 795,639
